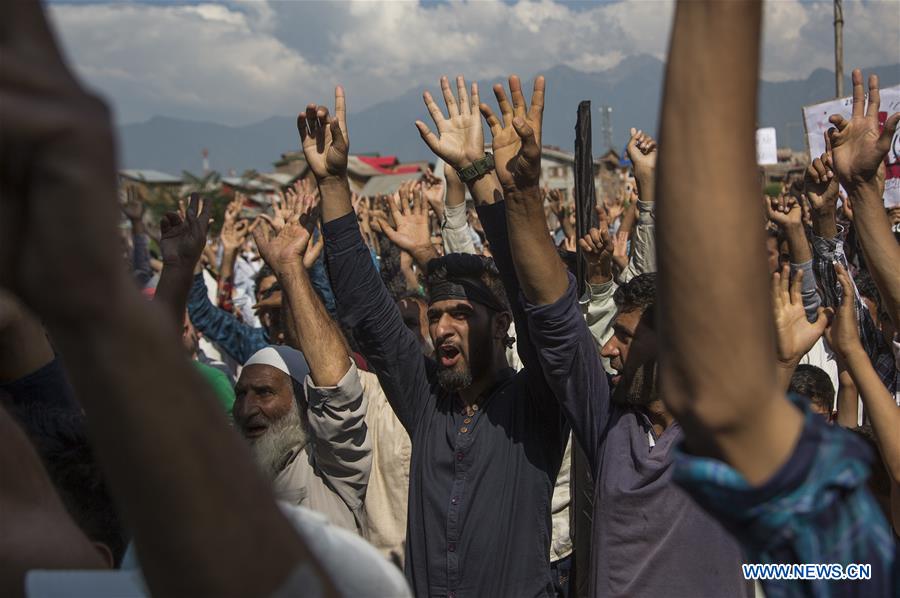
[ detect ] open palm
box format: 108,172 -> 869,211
480,75 -> 545,191
828,70 -> 900,186
160,194 -> 212,267
297,86 -> 349,180
416,76 -> 485,171
771,266 -> 829,366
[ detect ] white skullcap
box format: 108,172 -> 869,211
243,345 -> 310,384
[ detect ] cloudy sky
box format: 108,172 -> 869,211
47,0 -> 900,126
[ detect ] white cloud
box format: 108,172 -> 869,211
46,0 -> 899,126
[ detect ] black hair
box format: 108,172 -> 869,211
853,269 -> 880,307
426,253 -> 511,314
613,272 -> 656,325
254,264 -> 275,290
789,364 -> 835,414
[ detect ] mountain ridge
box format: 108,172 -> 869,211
117,57 -> 900,174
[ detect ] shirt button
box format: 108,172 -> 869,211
460,426 -> 468,434
448,542 -> 456,552
451,496 -> 459,505
456,452 -> 464,461
463,417 -> 472,424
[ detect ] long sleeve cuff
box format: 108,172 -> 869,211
811,223 -> 846,257
443,202 -> 468,230
306,360 -> 363,410
187,272 -> 209,303
636,200 -> 655,223
790,259 -> 821,322
323,212 -> 365,254
579,279 -> 615,307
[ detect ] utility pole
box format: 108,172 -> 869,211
834,0 -> 844,97
599,105 -> 613,153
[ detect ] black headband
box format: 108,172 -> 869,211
428,277 -> 508,313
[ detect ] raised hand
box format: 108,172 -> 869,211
252,193 -> 319,274
421,171 -> 446,222
480,75 -> 545,192
771,265 -> 830,369
122,187 -> 145,222
220,194 -> 251,252
827,69 -> 900,187
611,230 -> 630,272
376,180 -> 436,266
559,203 -> 576,244
765,194 -> 803,229
625,128 -> 657,179
220,218 -> 251,253
804,144 -> 839,212
578,206 -> 614,283
547,189 -> 564,220
297,86 -> 349,181
267,187 -> 298,232
160,193 -> 213,268
605,199 -> 625,224
823,263 -> 863,359
223,194 -> 243,225
416,76 -> 485,171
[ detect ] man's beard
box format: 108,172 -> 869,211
247,403 -> 308,479
437,362 -> 474,391
611,359 -> 659,408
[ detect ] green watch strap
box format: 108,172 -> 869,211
456,154 -> 495,183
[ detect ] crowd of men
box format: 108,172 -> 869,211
1,1 -> 898,597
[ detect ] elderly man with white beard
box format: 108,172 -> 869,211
231,199 -> 372,535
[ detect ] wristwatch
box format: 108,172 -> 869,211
456,154 -> 495,183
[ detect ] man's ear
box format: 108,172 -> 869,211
92,542 -> 114,568
494,311 -> 512,339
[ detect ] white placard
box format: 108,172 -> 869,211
756,127 -> 778,165
803,85 -> 900,207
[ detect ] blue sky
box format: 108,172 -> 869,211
45,0 -> 900,125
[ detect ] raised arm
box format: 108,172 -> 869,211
302,87 -> 431,432
485,75 -> 569,306
254,196 -> 347,387
770,266 -> 831,391
375,180 -> 439,270
417,76 -> 503,208
480,75 -> 608,460
121,189 -> 153,288
578,208 -> 621,359
618,130 -> 658,284
254,196 -> 370,510
216,195 -> 252,310
655,0 -> 802,483
440,165 -> 478,255
827,264 -> 900,486
766,194 -> 820,320
828,69 -> 900,331
154,193 -> 213,333
0,2 -> 332,594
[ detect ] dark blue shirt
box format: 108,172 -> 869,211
324,204 -> 568,598
674,395 -> 899,597
187,273 -> 267,364
524,273 -> 749,597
